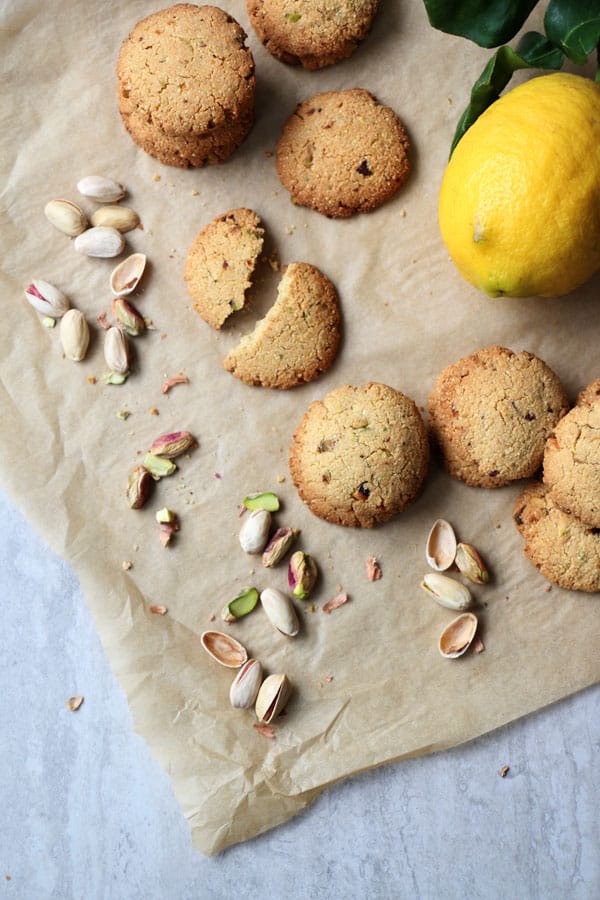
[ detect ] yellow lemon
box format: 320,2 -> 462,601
439,73 -> 600,298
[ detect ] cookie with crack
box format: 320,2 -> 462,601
513,481 -> 600,592
543,391 -> 600,527
223,262 -> 340,388
276,89 -> 410,217
289,382 -> 429,527
428,346 -> 569,488
184,209 -> 264,328
246,0 -> 379,70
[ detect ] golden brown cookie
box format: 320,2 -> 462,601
576,377 -> 600,407
184,209 -> 264,329
276,89 -> 410,218
513,482 -> 600,592
543,394 -> 600,528
117,4 -> 255,137
223,262 -> 340,388
428,346 -> 569,488
246,0 -> 379,70
289,382 -> 429,527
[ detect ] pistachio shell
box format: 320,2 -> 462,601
24,280 -> 70,318
260,588 -> 300,637
59,309 -> 89,361
77,175 -> 125,203
201,631 -> 248,668
425,519 -> 457,571
104,326 -> 130,374
74,226 -> 125,258
44,198 -> 88,236
91,205 -> 139,233
438,613 -> 478,659
239,509 -> 271,554
230,659 -> 263,709
420,573 -> 472,611
255,673 -> 291,724
110,253 -> 147,297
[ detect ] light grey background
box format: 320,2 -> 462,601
2,487 -> 600,899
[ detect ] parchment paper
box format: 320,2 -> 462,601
3,0 -> 600,856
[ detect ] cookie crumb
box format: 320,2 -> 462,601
150,407 -> 159,416
122,560 -> 133,571
544,584 -> 552,592
264,150 -> 273,158
87,376 -> 96,385
399,208 -> 406,218
499,765 -> 510,778
324,674 -> 334,683
153,174 -> 161,182
66,696 -> 84,712
276,474 -> 286,483
191,190 -> 199,196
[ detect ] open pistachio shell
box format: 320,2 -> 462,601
426,519 -> 457,571
110,252 -> 147,297
255,673 -> 291,724
438,613 -> 478,659
201,631 -> 248,668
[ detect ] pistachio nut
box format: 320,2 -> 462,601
239,509 -> 271,554
288,550 -> 318,600
455,543 -> 490,585
221,587 -> 259,623
230,659 -> 263,709
91,205 -> 140,233
143,453 -> 177,480
262,527 -> 299,568
24,280 -> 70,318
102,371 -> 129,385
111,297 -> 145,336
425,519 -> 457,572
149,431 -> 196,459
201,630 -> 248,668
438,612 -> 478,659
59,309 -> 89,361
74,226 -> 125,258
110,253 -> 146,297
420,573 -> 472,611
44,198 -> 88,236
255,673 -> 291,724
127,465 -> 152,509
77,175 -> 125,203
260,588 -> 300,637
155,507 -> 176,524
104,326 -> 130,374
243,492 -> 280,512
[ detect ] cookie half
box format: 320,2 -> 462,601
246,0 -> 379,70
428,346 -> 569,488
513,482 -> 600,592
184,209 -> 264,329
223,262 -> 340,388
276,89 -> 410,218
289,382 -> 429,527
543,394 -> 600,528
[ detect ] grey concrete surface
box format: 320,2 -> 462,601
2,486 -> 600,900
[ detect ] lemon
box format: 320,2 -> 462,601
439,73 -> 600,298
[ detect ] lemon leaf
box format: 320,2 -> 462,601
423,0 -> 538,48
545,0 -> 600,65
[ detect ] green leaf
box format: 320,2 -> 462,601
450,33 -> 564,154
423,0 -> 539,48
243,492 -> 280,512
545,0 -> 600,65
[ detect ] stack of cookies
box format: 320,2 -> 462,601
514,379 -> 600,592
117,4 -> 255,168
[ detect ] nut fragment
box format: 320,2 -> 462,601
260,588 -> 300,636
420,573 -> 472,611
91,205 -> 139,233
455,542 -> 490,584
221,587 -> 259,622
288,551 -> 318,600
239,509 -> 271,554
262,527 -> 299,567
77,175 -> 125,203
74,226 -> 125,258
143,453 -> 177,480
111,297 -> 145,336
201,630 -> 248,668
44,199 -> 88,236
110,253 -> 147,297
127,465 -> 152,509
255,673 -> 291,724
322,592 -> 349,613
66,696 -> 84,711
425,519 -> 457,571
24,280 -> 70,318
150,431 -> 196,459
366,556 -> 382,581
230,659 -> 263,709
60,309 -> 89,361
149,604 -> 168,615
438,612 -> 478,659
104,326 -> 130,374
243,492 -> 280,512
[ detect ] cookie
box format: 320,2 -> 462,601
276,89 -> 410,218
576,377 -> 600,407
543,392 -> 600,527
223,262 -> 340,388
184,209 -> 264,328
246,0 -> 379,70
428,346 -> 569,488
289,382 -> 429,527
513,482 -> 600,592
